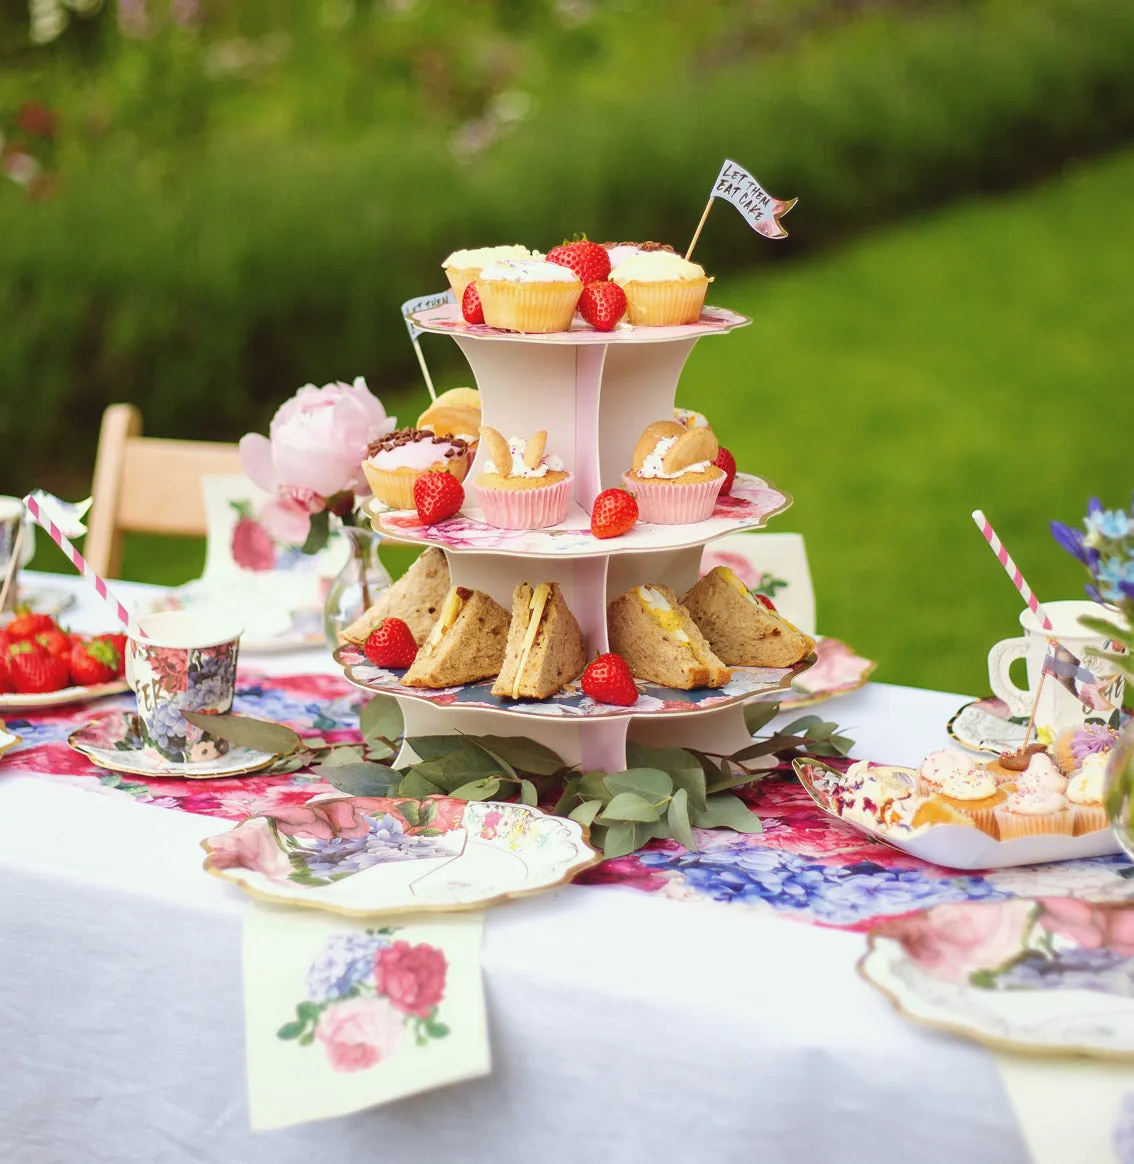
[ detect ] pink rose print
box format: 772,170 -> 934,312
875,899 -> 1036,985
206,818 -> 293,879
316,997 -> 405,1073
1037,899 -> 1134,956
374,941 -> 448,1018
700,549 -> 759,588
231,515 -> 275,572
270,800 -> 371,840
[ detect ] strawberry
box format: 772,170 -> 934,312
69,637 -> 119,686
0,651 -> 11,694
96,632 -> 128,677
8,640 -> 69,694
578,281 -> 627,332
35,627 -> 71,664
6,610 -> 56,641
713,447 -> 737,494
364,618 -> 419,669
461,281 -> 484,324
754,593 -> 777,611
546,239 -> 611,286
590,488 -> 638,539
413,471 -> 465,526
581,653 -> 638,706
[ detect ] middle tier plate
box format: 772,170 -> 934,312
335,642 -> 816,721
366,472 -> 790,558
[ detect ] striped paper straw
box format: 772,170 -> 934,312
971,509 -> 1054,631
23,493 -> 145,638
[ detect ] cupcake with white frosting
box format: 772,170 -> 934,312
993,788 -> 1074,840
622,420 -> 724,524
917,750 -> 1004,835
609,251 -> 711,326
473,427 -> 572,529
442,245 -> 534,298
476,258 -> 582,333
1066,753 -> 1109,835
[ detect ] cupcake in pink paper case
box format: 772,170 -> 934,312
622,420 -> 724,525
362,428 -> 470,510
473,428 -> 572,529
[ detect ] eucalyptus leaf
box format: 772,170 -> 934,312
706,771 -> 764,795
602,767 -> 673,801
600,823 -> 639,859
695,792 -> 764,834
473,735 -> 567,776
449,777 -> 501,802
598,791 -> 662,823
412,744 -> 511,789
519,778 -> 538,807
318,746 -> 365,768
553,777 -> 582,816
360,696 -> 404,743
396,770 -> 445,798
781,714 -> 822,734
667,764 -> 708,814
743,701 -> 780,734
625,743 -> 703,782
319,764 -> 400,797
471,743 -> 518,780
568,799 -> 603,827
729,736 -> 803,762
180,712 -> 302,756
666,787 -> 697,852
575,771 -> 612,803
365,738 -> 396,761
405,735 -> 469,762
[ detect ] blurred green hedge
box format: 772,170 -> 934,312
2,0 -> 1133,493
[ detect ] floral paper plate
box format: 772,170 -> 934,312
69,710 -> 284,779
793,758 -> 1121,870
860,898 -> 1134,1059
335,642 -> 814,720
0,678 -> 129,713
949,697 -> 1130,755
203,795 -> 600,916
0,719 -> 21,760
751,637 -> 875,708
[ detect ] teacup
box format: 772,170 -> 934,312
988,600 -> 1127,735
126,610 -> 244,764
0,496 -> 27,613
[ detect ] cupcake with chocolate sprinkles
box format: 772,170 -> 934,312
362,428 -> 470,510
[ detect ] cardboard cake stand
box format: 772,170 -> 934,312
345,302 -> 805,773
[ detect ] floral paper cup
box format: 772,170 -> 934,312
126,610 -> 243,764
621,473 -> 723,525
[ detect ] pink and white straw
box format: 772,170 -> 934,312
971,509 -> 1053,631
22,493 -> 145,639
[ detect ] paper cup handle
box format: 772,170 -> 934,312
125,642 -> 139,693
988,636 -> 1032,718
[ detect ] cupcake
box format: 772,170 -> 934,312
476,259 -> 583,333
1014,752 -> 1069,796
984,742 -> 1049,786
472,427 -> 572,529
442,245 -> 534,299
994,788 -> 1074,840
1066,752 -> 1109,835
915,753 -> 1004,836
622,420 -> 724,525
417,388 -> 481,442
609,251 -> 711,326
1054,723 -> 1118,775
362,428 -> 470,510
603,241 -> 676,269
919,749 -> 983,793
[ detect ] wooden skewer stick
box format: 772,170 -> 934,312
1021,654 -> 1051,747
685,196 -> 715,262
0,521 -> 24,616
411,335 -> 437,402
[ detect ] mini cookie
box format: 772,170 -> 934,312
660,427 -> 718,474
479,427 -> 513,473
632,420 -> 685,471
523,430 -> 547,470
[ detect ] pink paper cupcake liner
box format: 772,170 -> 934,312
474,475 -> 572,529
622,473 -> 724,524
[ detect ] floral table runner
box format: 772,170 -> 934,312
4,672 -> 1132,933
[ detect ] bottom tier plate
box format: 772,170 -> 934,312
334,642 -> 815,720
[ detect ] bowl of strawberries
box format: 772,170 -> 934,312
0,610 -> 128,709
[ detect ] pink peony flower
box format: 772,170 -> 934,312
874,899 -> 1036,984
1037,898 -> 1134,956
206,818 -> 292,879
239,377 -> 396,504
316,997 -> 405,1073
375,941 -> 447,1017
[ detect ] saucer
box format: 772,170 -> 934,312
948,697 -> 1130,755
0,719 -> 22,761
69,711 -> 283,780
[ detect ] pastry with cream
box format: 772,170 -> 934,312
417,388 -> 482,443
442,245 -> 534,298
476,258 -> 583,333
606,583 -> 730,690
680,566 -> 814,668
609,251 -> 711,326
1053,723 -> 1117,775
492,582 -> 587,700
401,586 -> 509,689
622,420 -> 725,524
1066,753 -> 1109,834
473,427 -> 572,529
339,547 -> 450,647
362,428 -> 470,510
993,787 -> 1074,840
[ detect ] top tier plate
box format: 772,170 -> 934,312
408,303 -> 751,344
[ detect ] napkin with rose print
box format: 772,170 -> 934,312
243,907 -> 489,1129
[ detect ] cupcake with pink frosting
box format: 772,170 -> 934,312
1054,723 -> 1118,775
993,787 -> 1074,839
362,428 -> 471,510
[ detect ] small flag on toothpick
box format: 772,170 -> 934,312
400,289 -> 456,402
686,159 -> 796,260
1041,639 -> 1115,713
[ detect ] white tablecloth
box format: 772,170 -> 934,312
0,575 -> 1033,1164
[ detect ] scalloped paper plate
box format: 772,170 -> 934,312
949,697 -> 1130,756
202,796 -> 600,916
0,719 -> 22,760
751,636 -> 876,708
335,642 -> 814,721
0,678 -> 129,713
793,758 -> 1120,870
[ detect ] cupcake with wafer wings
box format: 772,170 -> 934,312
622,420 -> 725,524
473,427 -> 572,529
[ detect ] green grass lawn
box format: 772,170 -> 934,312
29,147 -> 1132,697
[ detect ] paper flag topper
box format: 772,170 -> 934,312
26,490 -> 91,539
402,289 -> 456,343
710,159 -> 797,240
1041,639 -> 1115,713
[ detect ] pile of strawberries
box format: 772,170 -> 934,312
0,611 -> 126,695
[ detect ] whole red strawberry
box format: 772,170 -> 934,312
413,471 -> 465,526
590,488 -> 638,539
35,626 -> 71,664
713,447 -> 737,494
6,610 -> 56,641
70,637 -> 119,686
8,640 -> 69,694
461,282 -> 484,324
0,651 -> 12,694
364,618 -> 419,669
578,281 -> 627,332
581,653 -> 638,707
96,632 -> 128,677
754,593 -> 777,611
546,239 -> 611,286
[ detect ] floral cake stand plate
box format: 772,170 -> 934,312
0,678 -> 129,713
69,711 -> 284,779
0,719 -> 22,760
793,758 -> 1121,869
749,637 -> 876,708
860,897 -> 1134,1059
202,795 -> 600,916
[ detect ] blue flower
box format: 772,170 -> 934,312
1098,557 -> 1134,603
993,947 -> 1134,998
302,813 -> 451,880
305,932 -> 390,1002
1086,508 -> 1133,542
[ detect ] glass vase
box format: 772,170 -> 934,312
1105,721 -> 1134,860
323,524 -> 391,650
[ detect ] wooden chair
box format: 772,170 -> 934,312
85,403 -> 244,579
